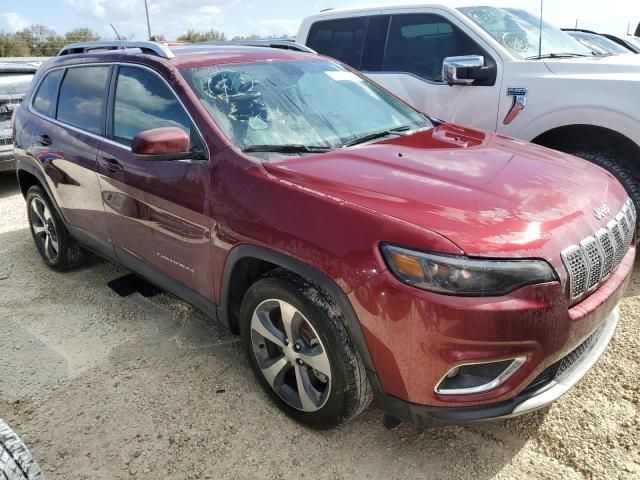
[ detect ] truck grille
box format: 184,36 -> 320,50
561,199 -> 635,302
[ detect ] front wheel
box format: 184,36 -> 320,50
239,270 -> 372,429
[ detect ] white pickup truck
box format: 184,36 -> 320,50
297,2 -> 640,214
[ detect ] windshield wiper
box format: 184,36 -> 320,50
242,144 -> 333,154
342,126 -> 413,148
526,52 -> 589,60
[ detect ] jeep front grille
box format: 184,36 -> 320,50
561,199 -> 635,302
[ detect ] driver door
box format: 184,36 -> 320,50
99,64 -> 215,301
364,10 -> 503,131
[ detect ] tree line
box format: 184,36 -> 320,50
0,26 -> 292,57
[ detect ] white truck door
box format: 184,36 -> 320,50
362,9 -> 503,132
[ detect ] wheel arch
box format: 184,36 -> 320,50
218,244 -> 377,376
17,165 -> 69,227
532,124 -> 640,167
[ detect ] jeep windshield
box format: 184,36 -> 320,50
180,59 -> 431,157
459,6 -> 592,60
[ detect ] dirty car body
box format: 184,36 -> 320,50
12,42 -> 636,428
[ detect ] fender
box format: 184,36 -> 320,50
218,244 -> 378,376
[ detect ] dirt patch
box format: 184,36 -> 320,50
0,173 -> 638,479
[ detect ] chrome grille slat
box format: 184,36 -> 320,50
580,237 -> 603,290
562,200 -> 634,302
595,228 -> 615,278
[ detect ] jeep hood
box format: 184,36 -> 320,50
544,53 -> 640,75
263,125 -> 628,260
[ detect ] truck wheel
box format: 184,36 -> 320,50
0,419 -> 44,480
573,150 -> 640,225
239,269 -> 373,429
26,186 -> 87,272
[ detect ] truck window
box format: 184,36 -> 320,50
307,17 -> 368,68
383,14 -> 486,82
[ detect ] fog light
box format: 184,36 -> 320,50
436,357 -> 526,395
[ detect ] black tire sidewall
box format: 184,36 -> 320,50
26,186 -> 71,270
239,275 -> 356,429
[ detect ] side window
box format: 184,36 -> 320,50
307,17 -> 368,68
383,14 -> 487,82
57,66 -> 110,134
32,69 -> 63,116
113,66 -> 201,152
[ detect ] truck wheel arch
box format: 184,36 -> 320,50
218,244 -> 378,376
532,124 -> 640,167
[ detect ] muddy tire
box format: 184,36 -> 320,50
0,419 -> 44,480
572,150 -> 640,226
25,186 -> 87,272
239,269 -> 373,429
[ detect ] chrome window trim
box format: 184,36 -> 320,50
27,61 -> 210,163
434,356 -> 527,396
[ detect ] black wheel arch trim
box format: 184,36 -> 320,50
218,244 -> 379,379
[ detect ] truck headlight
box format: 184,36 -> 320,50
381,244 -> 557,296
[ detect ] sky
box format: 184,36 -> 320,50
1,0 -> 639,40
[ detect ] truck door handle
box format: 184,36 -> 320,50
37,134 -> 52,146
99,157 -> 124,173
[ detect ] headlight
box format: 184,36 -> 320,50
381,244 -> 557,296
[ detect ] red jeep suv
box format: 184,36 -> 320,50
13,41 -> 635,429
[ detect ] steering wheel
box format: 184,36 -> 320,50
502,31 -> 529,53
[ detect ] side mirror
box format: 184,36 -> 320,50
442,55 -> 485,86
131,127 -> 191,161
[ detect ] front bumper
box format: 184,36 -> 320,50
348,243 -> 634,422
375,305 -> 619,426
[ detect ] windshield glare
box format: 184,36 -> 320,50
181,60 -> 430,154
459,6 -> 591,59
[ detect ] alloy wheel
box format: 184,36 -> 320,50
30,196 -> 59,262
250,299 -> 332,412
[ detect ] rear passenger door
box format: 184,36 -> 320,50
29,65 -> 111,246
307,11 -> 502,132
99,64 -> 214,302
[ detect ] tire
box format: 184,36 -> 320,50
572,150 -> 640,226
239,269 -> 373,429
25,186 -> 87,272
0,419 -> 44,480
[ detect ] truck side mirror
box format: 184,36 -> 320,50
442,55 -> 485,85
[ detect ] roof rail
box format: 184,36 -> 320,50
57,41 -> 175,59
202,39 -> 316,54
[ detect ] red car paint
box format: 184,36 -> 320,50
13,46 -> 634,419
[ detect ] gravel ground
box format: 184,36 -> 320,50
0,172 -> 638,479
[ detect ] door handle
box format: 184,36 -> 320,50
99,157 -> 124,173
37,134 -> 52,146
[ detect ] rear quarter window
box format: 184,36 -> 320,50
56,66 -> 110,135
32,70 -> 63,116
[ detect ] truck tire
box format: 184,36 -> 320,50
0,419 -> 44,480
573,150 -> 640,226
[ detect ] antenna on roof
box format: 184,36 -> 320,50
627,22 -> 631,36
537,0 -> 544,60
110,23 -> 122,40
144,0 -> 152,40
